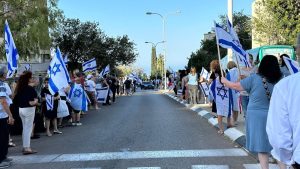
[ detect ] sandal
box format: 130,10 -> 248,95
23,150 -> 37,155
217,130 -> 224,135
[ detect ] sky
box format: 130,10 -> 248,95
58,0 -> 254,75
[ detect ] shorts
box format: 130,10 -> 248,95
73,110 -> 81,114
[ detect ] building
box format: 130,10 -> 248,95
203,32 -> 215,41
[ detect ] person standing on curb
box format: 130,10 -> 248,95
0,66 -> 14,168
187,67 -> 199,104
266,35 -> 300,169
221,55 -> 282,169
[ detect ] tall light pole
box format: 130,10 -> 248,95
227,0 -> 233,62
146,10 -> 180,90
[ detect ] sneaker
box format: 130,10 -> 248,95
76,122 -> 82,126
0,161 -> 11,168
71,122 -> 77,126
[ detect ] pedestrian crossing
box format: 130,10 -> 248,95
70,164 -> 280,169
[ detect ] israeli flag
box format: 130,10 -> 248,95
215,22 -> 233,49
68,83 -> 88,111
200,67 -> 210,81
99,65 -> 110,77
48,47 -> 71,95
210,78 -> 232,117
24,63 -> 31,71
227,17 -> 251,67
283,56 -> 300,74
5,20 -> 19,78
82,58 -> 97,73
199,82 -> 210,97
226,67 -> 239,111
128,73 -> 138,80
46,94 -> 54,111
96,86 -> 109,103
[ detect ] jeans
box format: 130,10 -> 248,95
188,84 -> 198,104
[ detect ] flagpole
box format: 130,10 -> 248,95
234,53 -> 242,78
214,21 -> 224,77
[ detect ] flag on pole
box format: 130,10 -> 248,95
283,56 -> 300,74
99,65 -> 110,77
48,47 -> 71,95
200,67 -> 210,81
5,20 -> 19,78
82,58 -> 97,73
96,86 -> 109,103
226,17 -> 251,67
45,94 -> 54,111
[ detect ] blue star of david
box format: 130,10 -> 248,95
51,63 -> 61,76
217,85 -> 228,100
74,89 -> 82,97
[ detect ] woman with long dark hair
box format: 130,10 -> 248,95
221,55 -> 282,169
14,71 -> 38,155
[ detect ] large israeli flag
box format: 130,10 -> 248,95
68,83 -> 88,111
82,58 -> 97,73
227,17 -> 251,67
210,78 -> 232,117
283,56 -> 300,74
200,67 -> 210,81
48,47 -> 71,95
99,65 -> 110,77
5,20 -> 19,78
215,22 -> 233,49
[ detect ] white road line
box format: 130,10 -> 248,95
198,110 -> 209,117
127,167 -> 160,169
10,148 -> 247,164
243,164 -> 279,169
208,117 -> 218,126
192,165 -> 229,169
71,168 -> 101,169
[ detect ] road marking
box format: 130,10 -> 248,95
192,165 -> 229,169
208,117 -> 218,126
243,164 -> 279,169
10,148 -> 247,164
127,167 -> 160,169
198,110 -> 209,117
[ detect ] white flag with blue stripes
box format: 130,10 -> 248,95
68,83 -> 88,111
209,78 -> 232,117
99,65 -> 110,77
63,54 -> 69,65
227,17 -> 251,67
48,47 -> 71,95
283,56 -> 300,74
5,20 -> 19,78
215,22 -> 233,49
96,86 -> 109,103
46,94 -> 54,111
200,67 -> 210,81
82,58 -> 97,73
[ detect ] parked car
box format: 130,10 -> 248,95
141,81 -> 154,90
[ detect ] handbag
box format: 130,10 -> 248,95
57,100 -> 69,118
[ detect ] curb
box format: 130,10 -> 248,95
165,93 -> 246,149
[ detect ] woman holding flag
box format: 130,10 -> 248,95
221,55 -> 282,169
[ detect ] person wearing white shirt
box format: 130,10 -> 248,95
267,70 -> 300,169
85,74 -> 98,109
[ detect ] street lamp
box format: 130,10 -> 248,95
146,10 -> 180,91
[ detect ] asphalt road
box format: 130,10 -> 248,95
7,89 -> 257,169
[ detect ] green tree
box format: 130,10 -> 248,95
0,0 -> 63,60
54,18 -> 138,72
253,0 -> 300,45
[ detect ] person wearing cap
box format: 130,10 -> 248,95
85,74 -> 98,109
0,66 -> 14,168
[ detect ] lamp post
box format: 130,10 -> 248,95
146,10 -> 180,91
145,41 -> 165,88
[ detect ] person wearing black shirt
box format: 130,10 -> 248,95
13,71 -> 38,155
41,78 -> 62,137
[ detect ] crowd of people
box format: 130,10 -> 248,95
170,50 -> 299,168
0,68 -> 138,168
